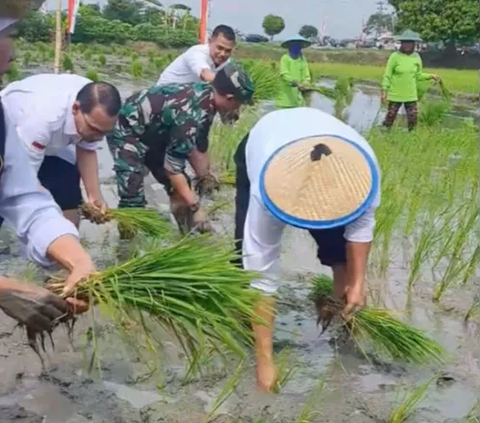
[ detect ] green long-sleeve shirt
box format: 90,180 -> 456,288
275,54 -> 311,108
382,51 -> 433,102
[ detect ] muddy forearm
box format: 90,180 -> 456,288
188,149 -> 210,178
167,173 -> 198,207
76,148 -> 102,201
47,234 -> 94,272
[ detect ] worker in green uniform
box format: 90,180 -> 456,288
275,35 -> 312,108
381,29 -> 440,131
107,63 -> 254,235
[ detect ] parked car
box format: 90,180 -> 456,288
245,34 -> 269,43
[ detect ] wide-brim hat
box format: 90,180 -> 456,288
260,135 -> 379,229
281,35 -> 312,49
396,29 -> 422,42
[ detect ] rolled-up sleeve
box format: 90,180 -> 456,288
0,123 -> 79,267
344,180 -> 381,243
77,138 -> 103,151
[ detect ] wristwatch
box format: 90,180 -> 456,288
189,202 -> 200,214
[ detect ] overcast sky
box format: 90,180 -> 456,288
45,0 -> 388,39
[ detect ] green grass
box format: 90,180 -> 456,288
309,62 -> 479,95
388,376 -> 435,423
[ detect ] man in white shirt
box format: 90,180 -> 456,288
233,107 -> 381,392
1,73 -> 122,227
157,25 -> 236,86
0,0 -> 92,332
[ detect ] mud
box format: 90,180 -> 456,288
0,82 -> 478,423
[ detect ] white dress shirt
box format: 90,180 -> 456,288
0,105 -> 79,267
157,44 -> 229,86
243,107 -> 382,294
0,73 -> 101,171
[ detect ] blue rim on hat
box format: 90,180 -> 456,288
259,135 -> 379,230
281,35 -> 312,49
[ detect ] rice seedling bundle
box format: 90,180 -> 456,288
46,236 -> 262,363
238,59 -> 282,102
80,204 -> 172,238
309,276 -> 445,364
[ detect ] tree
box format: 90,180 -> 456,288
365,13 -> 395,37
103,0 -> 144,26
389,0 -> 479,46
299,25 -> 318,40
262,14 -> 285,40
17,11 -> 54,43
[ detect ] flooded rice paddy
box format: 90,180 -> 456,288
0,80 -> 478,423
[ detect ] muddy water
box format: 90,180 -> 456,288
0,79 -> 478,423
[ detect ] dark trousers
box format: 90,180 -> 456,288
0,156 -> 82,229
383,101 -> 418,131
233,133 -> 347,269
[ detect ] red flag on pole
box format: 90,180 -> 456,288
66,0 -> 80,34
199,0 -> 208,44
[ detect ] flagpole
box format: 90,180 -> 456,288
199,0 -> 208,44
53,0 -> 62,73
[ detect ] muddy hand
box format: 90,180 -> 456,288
0,282 -> 69,332
315,296 -> 339,335
192,207 -> 212,233
196,173 -> 220,198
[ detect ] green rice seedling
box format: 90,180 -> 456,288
309,274 -> 444,364
433,201 -> 479,302
274,346 -> 299,392
80,205 -> 173,239
408,211 -> 445,289
347,308 -> 445,365
22,51 -> 32,67
3,61 -> 20,83
388,376 -> 435,423
86,69 -> 100,82
310,274 -> 334,298
204,359 -> 245,422
130,60 -> 144,78
98,54 -> 107,67
295,376 -> 328,423
209,107 -> 260,176
46,235 -> 262,365
419,100 -> 451,126
84,49 -> 93,61
239,59 -> 281,102
460,245 -> 480,286
63,54 -> 74,72
131,52 -> 139,62
464,296 -> 479,323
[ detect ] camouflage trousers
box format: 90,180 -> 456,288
107,130 -> 149,209
383,101 -> 418,131
107,131 -> 191,209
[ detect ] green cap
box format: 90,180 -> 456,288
396,29 -> 422,42
214,62 -> 255,104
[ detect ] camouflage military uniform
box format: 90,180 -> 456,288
107,83 -> 216,209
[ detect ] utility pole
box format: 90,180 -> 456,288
53,0 -> 62,74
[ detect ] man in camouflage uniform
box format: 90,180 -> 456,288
108,62 -> 254,233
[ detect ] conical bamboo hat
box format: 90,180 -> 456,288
260,135 -> 379,229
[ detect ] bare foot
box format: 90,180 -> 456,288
256,358 -> 278,393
